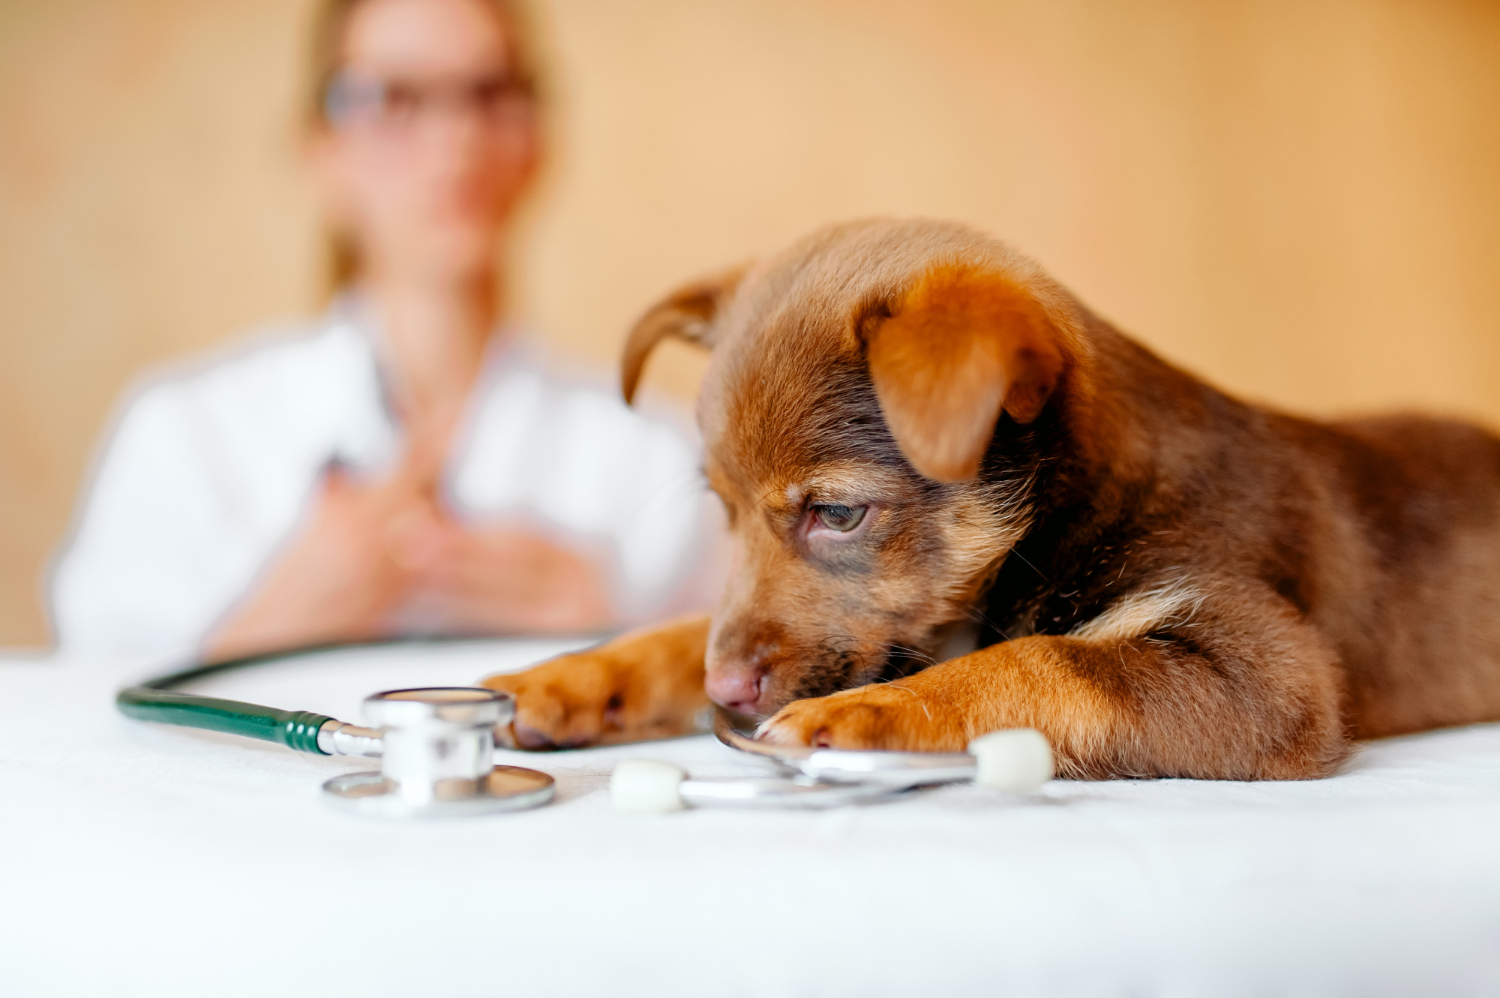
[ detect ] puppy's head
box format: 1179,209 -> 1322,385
624,219 -> 1086,717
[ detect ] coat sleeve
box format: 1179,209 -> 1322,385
49,382 -> 280,664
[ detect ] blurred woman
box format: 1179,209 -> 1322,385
51,0 -> 716,664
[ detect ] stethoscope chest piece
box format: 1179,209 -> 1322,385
321,687 -> 554,818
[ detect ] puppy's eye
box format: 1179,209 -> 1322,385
812,504 -> 867,532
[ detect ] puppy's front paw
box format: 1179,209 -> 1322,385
480,617 -> 711,750
757,683 -> 965,752
482,651 -> 623,749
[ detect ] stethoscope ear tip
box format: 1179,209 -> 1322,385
968,728 -> 1056,793
610,759 -> 689,815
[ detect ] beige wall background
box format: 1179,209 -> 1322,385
2,0 -> 1498,647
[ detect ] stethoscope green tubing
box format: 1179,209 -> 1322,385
115,645 -> 348,754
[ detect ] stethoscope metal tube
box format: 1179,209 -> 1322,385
317,719 -> 384,757
713,715 -> 982,788
608,711 -> 1057,814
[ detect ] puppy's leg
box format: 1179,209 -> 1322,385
760,594 -> 1348,780
480,616 -> 710,749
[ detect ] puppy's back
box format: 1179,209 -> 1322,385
1300,413 -> 1500,737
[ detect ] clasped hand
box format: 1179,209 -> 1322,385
206,425 -> 611,660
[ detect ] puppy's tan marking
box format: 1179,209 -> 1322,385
1070,578 -> 1207,642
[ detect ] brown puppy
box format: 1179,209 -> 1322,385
484,218 -> 1500,780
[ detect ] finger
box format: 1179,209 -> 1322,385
420,557 -> 540,612
317,460 -> 359,503
402,523 -> 526,582
378,420 -> 451,505
383,504 -> 452,570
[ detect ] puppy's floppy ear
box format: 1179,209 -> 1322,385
621,265 -> 747,405
864,263 -> 1067,482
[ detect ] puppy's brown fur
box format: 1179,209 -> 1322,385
483,219 -> 1500,780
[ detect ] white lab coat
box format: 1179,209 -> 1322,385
51,300 -> 717,664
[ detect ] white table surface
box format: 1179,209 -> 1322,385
4,639 -> 1500,997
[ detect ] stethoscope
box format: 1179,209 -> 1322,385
117,645 -> 1055,818
608,713 -> 1054,813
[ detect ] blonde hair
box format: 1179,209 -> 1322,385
304,0 -> 543,295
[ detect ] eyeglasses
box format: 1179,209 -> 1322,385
323,69 -> 538,134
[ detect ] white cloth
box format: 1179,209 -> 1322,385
50,303 -> 715,664
5,640 -> 1500,997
